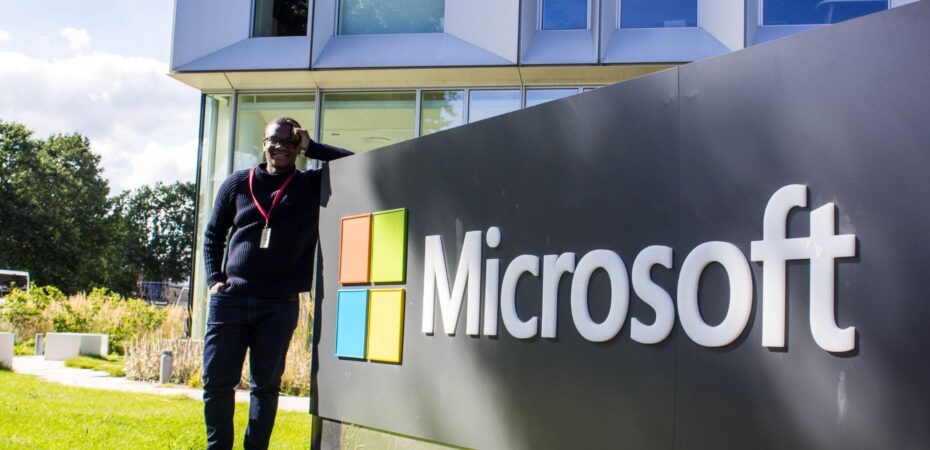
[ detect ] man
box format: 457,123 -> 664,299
201,117 -> 352,450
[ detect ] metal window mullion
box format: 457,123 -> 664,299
226,91 -> 239,175
617,0 -> 622,30
538,0 -> 544,30
314,87 -> 322,143
187,93 -> 208,339
414,89 -> 422,137
249,0 -> 256,37
464,88 -> 471,123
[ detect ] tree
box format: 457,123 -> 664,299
0,121 -> 111,293
0,120 -> 195,295
109,181 -> 195,285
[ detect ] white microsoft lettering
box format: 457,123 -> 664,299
421,231 -> 482,335
421,185 -> 857,352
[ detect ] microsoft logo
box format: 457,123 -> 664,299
335,208 -> 409,363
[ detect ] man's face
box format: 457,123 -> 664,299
263,123 -> 300,171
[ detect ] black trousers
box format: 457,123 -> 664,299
202,293 -> 299,450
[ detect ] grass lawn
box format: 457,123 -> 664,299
64,355 -> 125,377
0,369 -> 311,449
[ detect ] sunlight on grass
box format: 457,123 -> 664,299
65,355 -> 126,377
0,371 -> 310,449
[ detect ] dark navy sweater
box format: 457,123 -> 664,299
203,142 -> 353,298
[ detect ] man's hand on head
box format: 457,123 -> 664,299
283,118 -> 312,151
209,282 -> 226,294
293,127 -> 312,152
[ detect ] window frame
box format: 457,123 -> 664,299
538,0 -> 592,31
617,0 -> 701,30
249,0 -> 312,38
335,0 -> 447,36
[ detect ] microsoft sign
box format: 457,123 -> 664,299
421,184 -> 856,352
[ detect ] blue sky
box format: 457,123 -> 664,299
0,0 -> 201,192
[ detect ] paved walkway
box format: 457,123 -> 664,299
11,356 -> 309,412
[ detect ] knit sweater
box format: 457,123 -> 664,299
203,141 -> 353,298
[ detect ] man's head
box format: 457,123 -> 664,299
263,117 -> 302,173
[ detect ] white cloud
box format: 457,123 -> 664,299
39,35 -> 50,44
59,27 -> 91,54
0,30 -> 11,42
0,50 -> 201,193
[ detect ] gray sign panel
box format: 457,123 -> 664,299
315,3 -> 930,448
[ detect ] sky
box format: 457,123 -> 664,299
0,0 -> 201,193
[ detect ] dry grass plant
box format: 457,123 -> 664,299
126,294 -> 314,396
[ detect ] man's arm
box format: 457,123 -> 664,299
292,126 -> 353,161
202,177 -> 236,292
304,140 -> 354,162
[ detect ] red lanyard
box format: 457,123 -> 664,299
248,167 -> 296,227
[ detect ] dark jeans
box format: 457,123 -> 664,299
203,293 -> 299,450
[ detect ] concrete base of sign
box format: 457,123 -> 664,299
0,332 -> 13,369
44,333 -> 109,360
318,418 -> 453,450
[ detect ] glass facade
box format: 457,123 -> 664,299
233,93 -> 316,171
764,0 -> 886,25
620,0 -> 698,28
338,0 -> 445,35
525,88 -> 579,108
321,92 -> 416,153
468,90 -> 521,123
252,0 -> 309,37
191,94 -> 232,339
188,86 -> 600,336
542,0 -> 588,30
420,90 -> 465,136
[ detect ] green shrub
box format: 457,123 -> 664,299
0,285 -> 64,340
0,284 -> 176,355
14,338 -> 36,356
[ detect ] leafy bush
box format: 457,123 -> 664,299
14,338 -> 35,356
0,284 -> 183,355
0,285 -> 64,339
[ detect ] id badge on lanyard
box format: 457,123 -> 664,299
248,167 -> 295,250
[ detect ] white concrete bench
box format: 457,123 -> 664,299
0,332 -> 12,369
44,333 -> 109,360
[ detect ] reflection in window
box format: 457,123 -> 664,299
763,0 -> 886,25
192,94 -> 232,338
468,90 -> 521,123
621,0 -> 697,28
339,0 -> 444,35
525,88 -> 578,108
321,92 -> 416,152
542,0 -> 588,30
420,90 -> 465,136
233,93 -> 316,171
253,0 -> 309,37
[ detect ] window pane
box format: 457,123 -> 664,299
321,92 -> 416,152
420,90 -> 465,136
233,93 -> 316,171
253,0 -> 309,37
192,94 -> 232,338
542,0 -> 588,30
339,0 -> 445,35
468,90 -> 521,123
525,88 -> 578,108
621,0 -> 697,28
764,0 -> 886,25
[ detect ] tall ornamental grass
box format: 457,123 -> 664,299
125,294 -> 313,396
